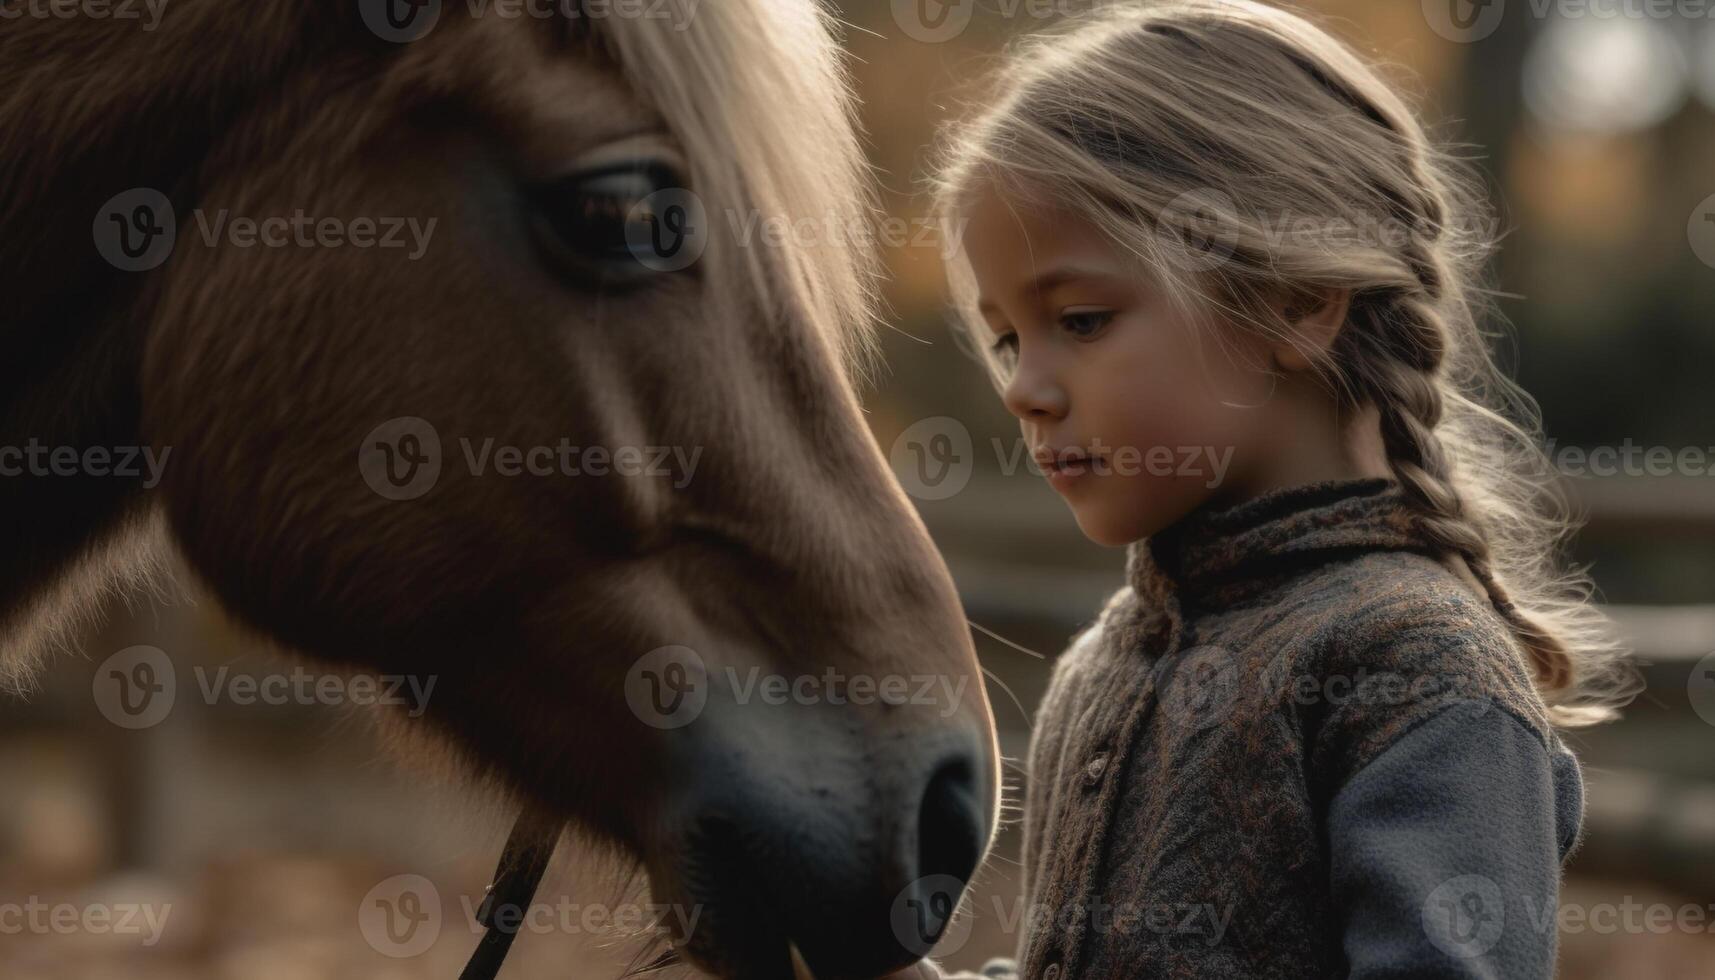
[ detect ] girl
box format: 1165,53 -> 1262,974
904,2 -> 1638,977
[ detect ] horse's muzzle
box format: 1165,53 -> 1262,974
652,712 -> 994,980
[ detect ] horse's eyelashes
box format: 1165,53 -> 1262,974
527,160 -> 696,286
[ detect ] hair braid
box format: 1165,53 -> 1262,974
1356,239 -> 1574,692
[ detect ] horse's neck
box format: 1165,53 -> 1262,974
0,0 -> 329,663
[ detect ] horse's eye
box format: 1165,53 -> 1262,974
528,161 -> 698,284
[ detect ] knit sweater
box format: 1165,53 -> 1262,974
943,477 -> 1582,980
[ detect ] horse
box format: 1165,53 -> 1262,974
0,1 -> 1000,977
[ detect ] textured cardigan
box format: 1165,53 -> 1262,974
952,477 -> 1583,980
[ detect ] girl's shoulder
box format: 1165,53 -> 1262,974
1301,549 -> 1541,699
1280,548 -> 1561,779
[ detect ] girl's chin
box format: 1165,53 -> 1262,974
1066,505 -> 1148,549
1064,490 -> 1188,548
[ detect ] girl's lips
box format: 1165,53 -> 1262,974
1040,452 -> 1102,488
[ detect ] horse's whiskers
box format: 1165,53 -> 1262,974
617,944 -> 683,978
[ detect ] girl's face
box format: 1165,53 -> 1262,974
962,187 -> 1284,546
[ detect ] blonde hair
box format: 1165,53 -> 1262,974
599,0 -> 884,384
932,0 -> 1639,726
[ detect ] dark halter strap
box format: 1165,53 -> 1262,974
458,813 -> 563,980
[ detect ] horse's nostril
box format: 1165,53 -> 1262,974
667,739 -> 994,978
917,752 -> 985,898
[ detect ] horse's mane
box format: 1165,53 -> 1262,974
0,0 -> 884,685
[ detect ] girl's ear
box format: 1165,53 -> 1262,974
1272,288 -> 1352,372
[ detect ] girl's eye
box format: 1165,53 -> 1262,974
528,160 -> 692,284
1061,309 -> 1116,338
990,332 -> 1019,365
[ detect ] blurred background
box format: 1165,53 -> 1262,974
4,0 -> 1714,977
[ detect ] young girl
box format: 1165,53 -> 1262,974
903,2 -> 1639,977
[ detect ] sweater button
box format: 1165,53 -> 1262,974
1042,964 -> 1062,980
1081,753 -> 1108,789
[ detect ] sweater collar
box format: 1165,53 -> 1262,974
1124,477 -> 1429,612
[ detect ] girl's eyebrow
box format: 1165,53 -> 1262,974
977,263 -> 1118,320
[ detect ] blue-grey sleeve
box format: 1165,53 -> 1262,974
1328,698 -> 1583,979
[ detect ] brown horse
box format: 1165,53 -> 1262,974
0,1 -> 999,977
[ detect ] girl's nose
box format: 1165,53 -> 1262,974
1001,354 -> 1069,421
